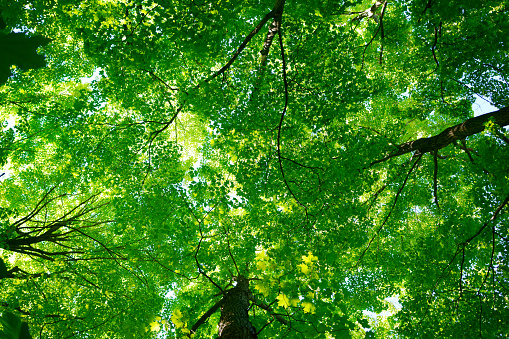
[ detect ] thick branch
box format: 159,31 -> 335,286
189,298 -> 223,335
371,107 -> 509,166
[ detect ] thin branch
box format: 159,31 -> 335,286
429,192 -> 509,311
360,23 -> 382,71
275,18 -> 305,213
141,105 -> 183,184
356,153 -> 423,266
460,139 -> 475,163
433,148 -> 439,208
12,187 -> 60,231
223,225 -> 240,276
379,1 -> 388,65
255,318 -> 276,336
142,69 -> 181,93
194,236 -> 224,293
494,128 -> 509,145
279,156 -> 324,172
251,298 -> 289,325
418,0 -> 437,23
478,223 -> 496,294
463,193 -> 509,245
205,11 -> 276,82
431,23 -> 441,67
458,247 -> 466,301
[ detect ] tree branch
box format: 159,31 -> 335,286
189,298 -> 223,336
357,153 -> 423,266
433,148 -> 439,208
370,107 -> 509,166
206,13 -> 274,82
463,193 -> 509,245
251,299 -> 289,325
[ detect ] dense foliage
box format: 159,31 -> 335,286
0,0 -> 508,338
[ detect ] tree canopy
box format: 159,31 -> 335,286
0,0 -> 508,338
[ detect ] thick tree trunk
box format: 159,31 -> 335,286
371,107 -> 509,166
217,276 -> 257,339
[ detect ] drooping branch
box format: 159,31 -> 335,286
275,15 -> 307,214
370,107 -> 509,166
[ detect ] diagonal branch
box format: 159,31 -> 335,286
206,14 -> 274,82
206,0 -> 286,82
345,1 -> 386,22
259,20 -> 280,68
370,107 -> 509,166
251,298 -> 289,326
188,298 -> 223,336
357,153 -> 423,266
463,193 -> 509,245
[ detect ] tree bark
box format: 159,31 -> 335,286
217,276 -> 257,339
371,107 -> 509,166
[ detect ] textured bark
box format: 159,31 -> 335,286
371,107 -> 509,166
217,276 -> 257,339
259,0 -> 285,66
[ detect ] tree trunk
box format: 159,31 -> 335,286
217,276 -> 257,339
